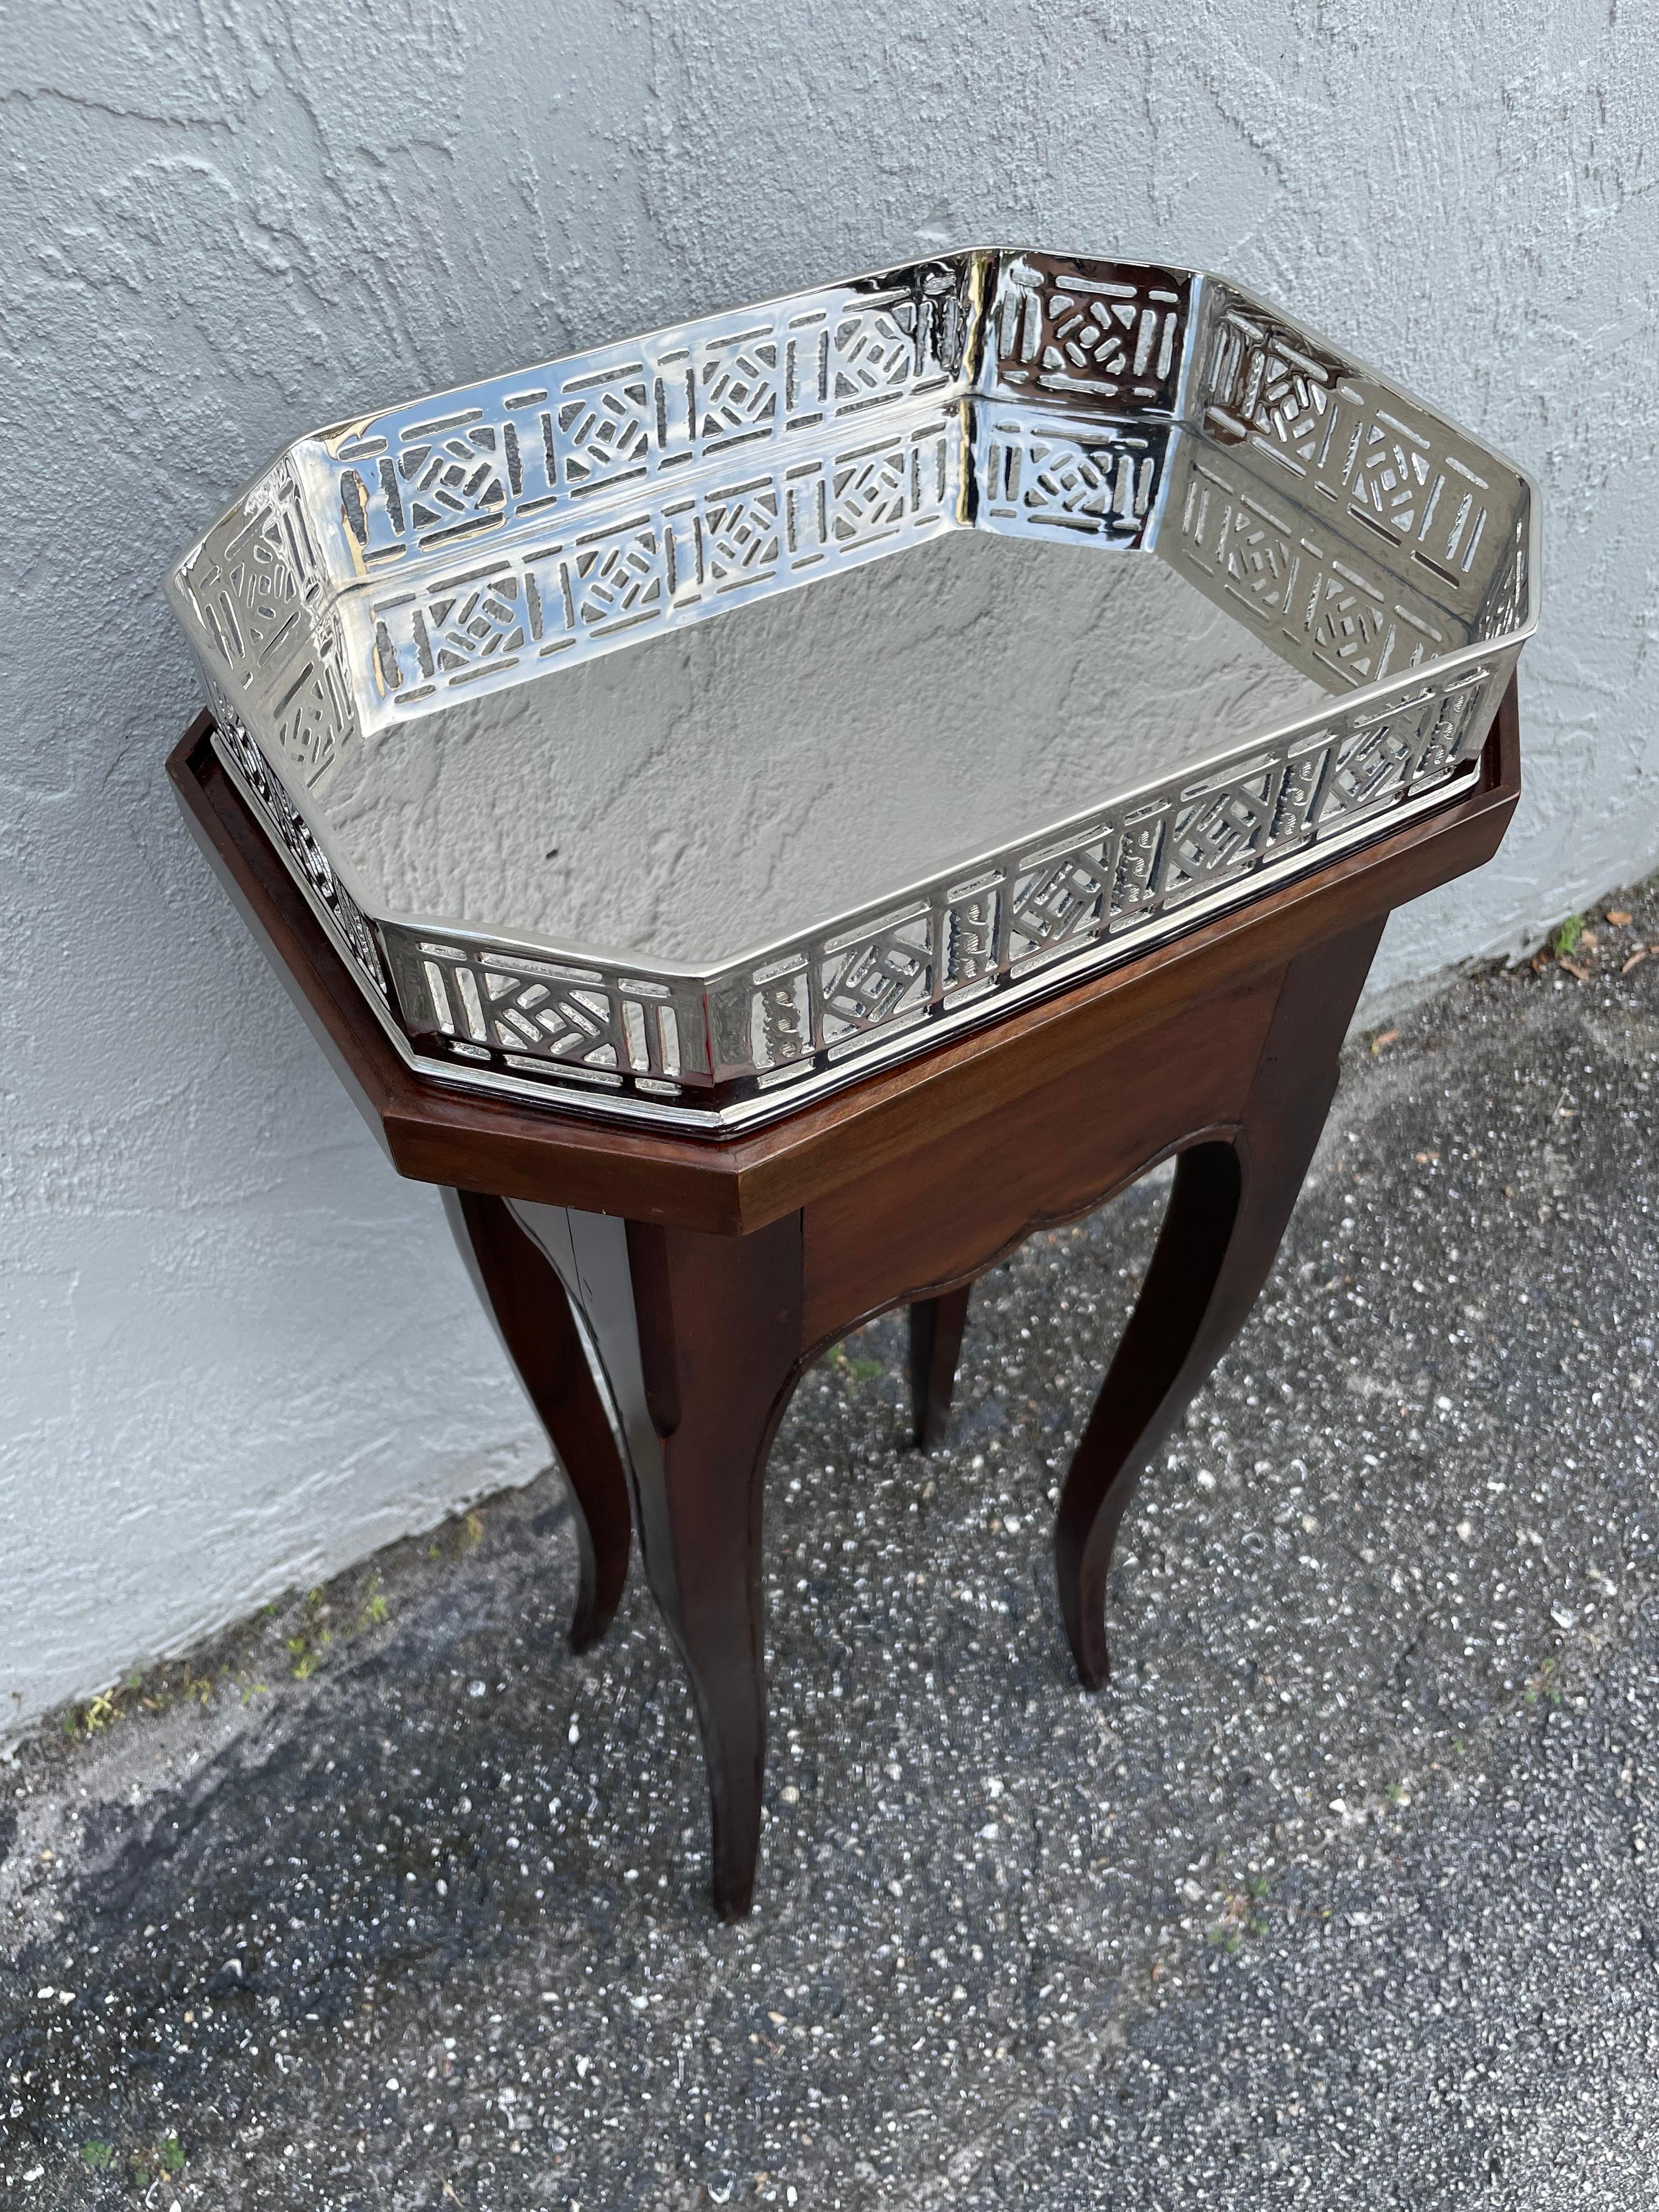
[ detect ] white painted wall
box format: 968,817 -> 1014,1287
4,0 -> 1655,1736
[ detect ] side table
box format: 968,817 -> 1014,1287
170,679 -> 1519,1917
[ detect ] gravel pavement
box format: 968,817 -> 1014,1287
4,887 -> 1659,2209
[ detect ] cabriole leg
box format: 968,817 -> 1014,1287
907,1284 -> 974,1451
625,1213 -> 805,1920
445,1190 -> 633,1652
1054,920 -> 1386,1687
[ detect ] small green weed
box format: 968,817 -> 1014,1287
127,2136 -> 186,2184
286,1587 -> 334,1679
61,1663 -> 213,1740
355,1572 -> 389,1631
825,1347 -> 884,1383
1209,1874 -> 1271,1952
288,1569 -> 389,1677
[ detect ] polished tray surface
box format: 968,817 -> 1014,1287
168,248 -> 1536,1130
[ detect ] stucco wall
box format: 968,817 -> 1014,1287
4,0 -> 1656,1738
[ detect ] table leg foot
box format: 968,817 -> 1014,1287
626,1213 -> 805,1919
907,1284 -> 973,1451
1054,920 -> 1385,1689
451,1191 -> 633,1653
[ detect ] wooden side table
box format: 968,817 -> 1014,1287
170,681 -> 1519,1917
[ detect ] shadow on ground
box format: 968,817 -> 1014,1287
5,890 -> 1659,2209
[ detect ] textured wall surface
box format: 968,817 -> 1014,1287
4,0 -> 1655,1736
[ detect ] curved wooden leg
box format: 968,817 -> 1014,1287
625,1212 -> 805,1920
450,1190 -> 633,1653
1055,920 -> 1385,1688
908,1283 -> 973,1450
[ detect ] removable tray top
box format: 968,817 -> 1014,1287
168,249 -> 1536,1131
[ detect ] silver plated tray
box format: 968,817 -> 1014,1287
167,248 -> 1537,1133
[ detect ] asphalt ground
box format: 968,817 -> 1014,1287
4,883 -> 1659,2209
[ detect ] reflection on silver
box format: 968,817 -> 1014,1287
169,249 -> 1537,1131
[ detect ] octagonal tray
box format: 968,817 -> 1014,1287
166,248 -> 1537,1133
